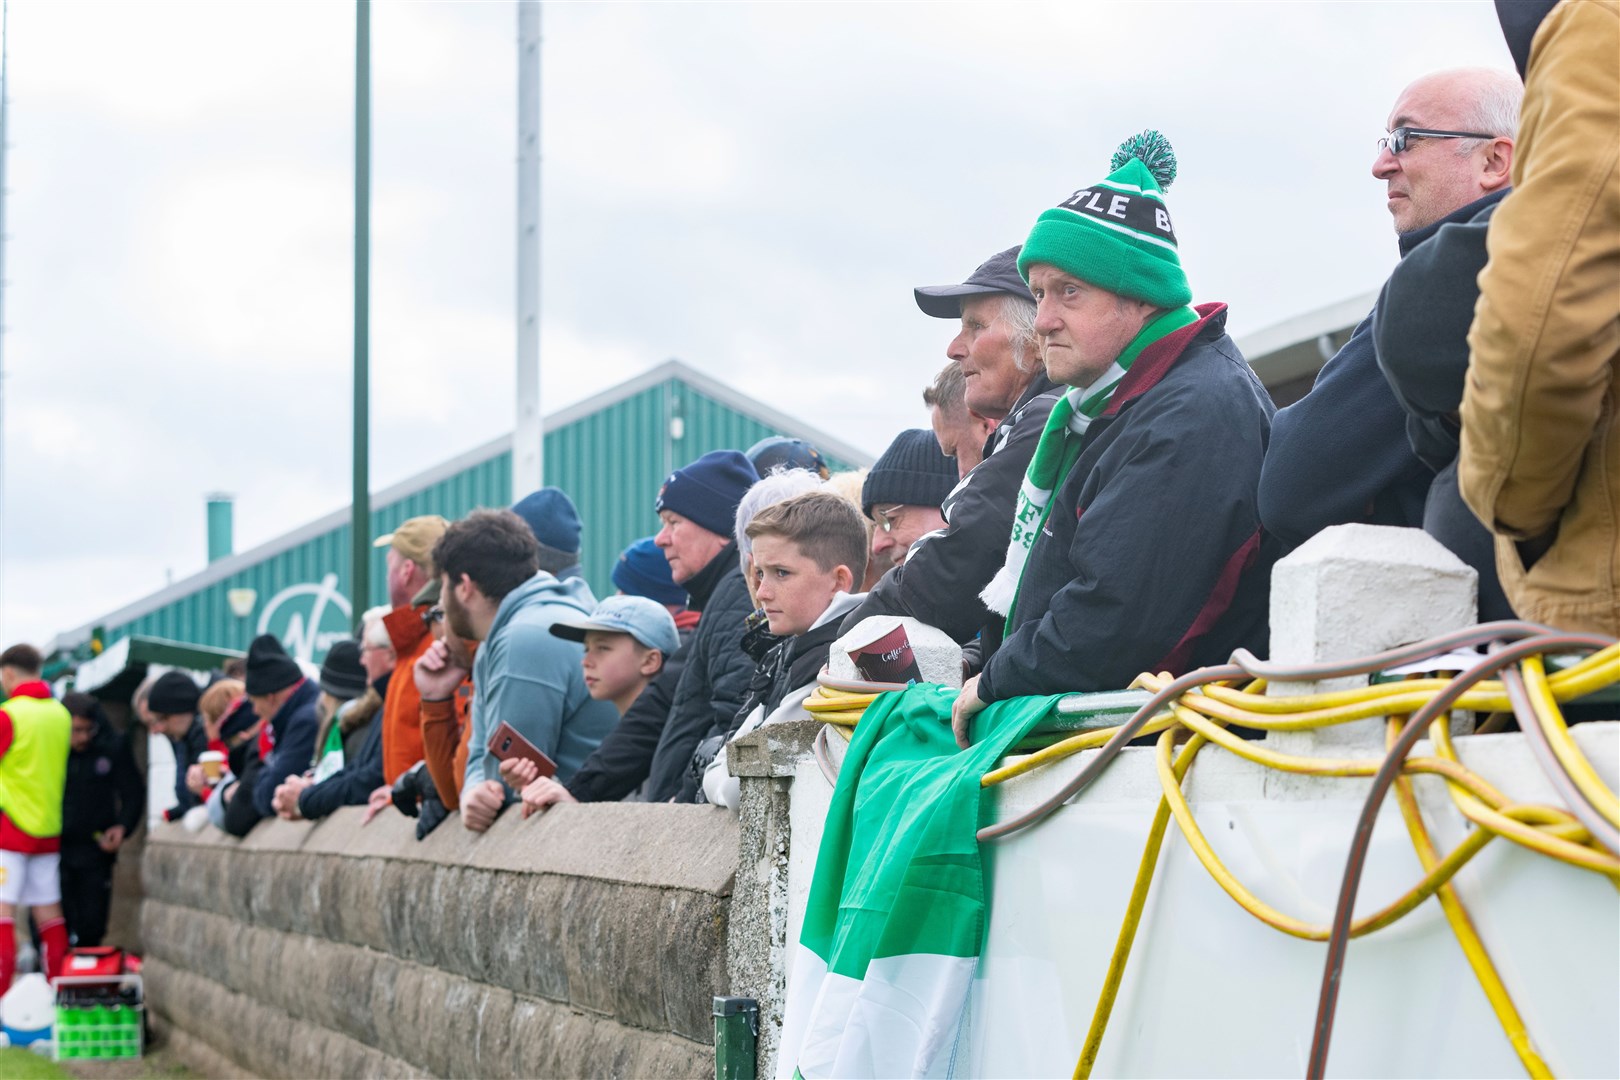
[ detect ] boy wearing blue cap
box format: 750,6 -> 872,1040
502,596 -> 680,813
549,597 -> 679,716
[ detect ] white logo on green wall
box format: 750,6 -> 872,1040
256,573 -> 354,664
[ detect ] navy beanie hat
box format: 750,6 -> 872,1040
654,450 -> 756,537
861,429 -> 958,517
612,536 -> 686,607
244,634 -> 303,697
511,487 -> 582,555
148,670 -> 201,716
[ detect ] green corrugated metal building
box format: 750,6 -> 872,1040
52,361 -> 871,669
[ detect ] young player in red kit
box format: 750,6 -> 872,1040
0,644 -> 73,990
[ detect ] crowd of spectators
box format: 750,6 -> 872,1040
0,0 -> 1613,997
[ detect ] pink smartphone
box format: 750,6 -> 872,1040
488,722 -> 558,779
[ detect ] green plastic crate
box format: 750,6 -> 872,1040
53,1004 -> 141,1061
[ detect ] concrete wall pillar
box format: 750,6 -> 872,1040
1265,524 -> 1477,755
725,717 -> 824,1079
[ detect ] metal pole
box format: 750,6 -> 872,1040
351,0 -> 371,623
513,0 -> 542,500
0,0 -> 10,624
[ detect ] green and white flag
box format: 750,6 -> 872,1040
779,684 -> 1055,1079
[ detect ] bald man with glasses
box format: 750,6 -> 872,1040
1258,67 -> 1520,552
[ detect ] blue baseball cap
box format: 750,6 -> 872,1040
549,595 -> 681,657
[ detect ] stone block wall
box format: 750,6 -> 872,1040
142,801 -> 738,1079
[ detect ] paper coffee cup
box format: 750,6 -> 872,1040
847,622 -> 923,685
199,751 -> 226,781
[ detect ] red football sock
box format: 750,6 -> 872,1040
38,917 -> 67,981
0,918 -> 15,994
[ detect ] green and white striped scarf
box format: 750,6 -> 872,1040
981,306 -> 1198,623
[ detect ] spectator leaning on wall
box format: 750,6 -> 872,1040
527,451 -> 758,810
953,132 -> 1276,745
431,509 -> 617,833
271,637 -> 389,823
374,515 -> 449,786
242,635 -> 321,821
146,670 -> 208,822
1460,0 -> 1620,637
845,245 -> 1061,650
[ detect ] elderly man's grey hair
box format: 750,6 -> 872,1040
359,605 -> 393,651
1452,67 -> 1524,152
998,295 -> 1041,372
735,468 -> 826,571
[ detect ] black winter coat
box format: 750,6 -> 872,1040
62,726 -> 144,860
296,710 -> 384,820
677,603 -> 852,803
845,374 -> 1061,643
563,623 -> 696,803
645,543 -> 755,803
222,753 -> 264,838
1373,191 -> 1516,622
980,306 -> 1276,702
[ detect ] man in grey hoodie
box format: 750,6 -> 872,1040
425,508 -> 618,832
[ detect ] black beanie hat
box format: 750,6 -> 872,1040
861,429 -> 958,517
319,640 -> 368,700
244,634 -> 302,697
147,671 -> 201,716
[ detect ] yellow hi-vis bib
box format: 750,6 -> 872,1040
0,691 -> 72,838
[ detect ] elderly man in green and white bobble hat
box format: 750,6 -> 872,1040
952,132 -> 1280,745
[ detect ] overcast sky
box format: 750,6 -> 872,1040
0,0 -> 1514,648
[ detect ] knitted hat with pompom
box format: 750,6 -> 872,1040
1017,130 -> 1191,309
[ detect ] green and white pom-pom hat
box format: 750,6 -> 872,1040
1017,130 -> 1192,309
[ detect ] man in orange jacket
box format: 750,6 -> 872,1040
373,516 -> 448,785
415,578 -> 478,810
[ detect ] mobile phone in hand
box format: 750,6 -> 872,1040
488,721 -> 558,779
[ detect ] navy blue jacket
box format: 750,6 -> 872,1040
296,710 -> 383,821
979,305 -> 1276,702
251,678 -> 320,818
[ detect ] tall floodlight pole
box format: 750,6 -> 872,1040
513,0 -> 542,500
351,0 -> 372,623
0,0 -> 10,623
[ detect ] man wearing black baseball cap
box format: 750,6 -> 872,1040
844,246 -> 1061,655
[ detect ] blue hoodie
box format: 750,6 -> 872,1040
463,571 -> 618,794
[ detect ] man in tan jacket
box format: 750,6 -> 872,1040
1461,0 -> 1620,636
